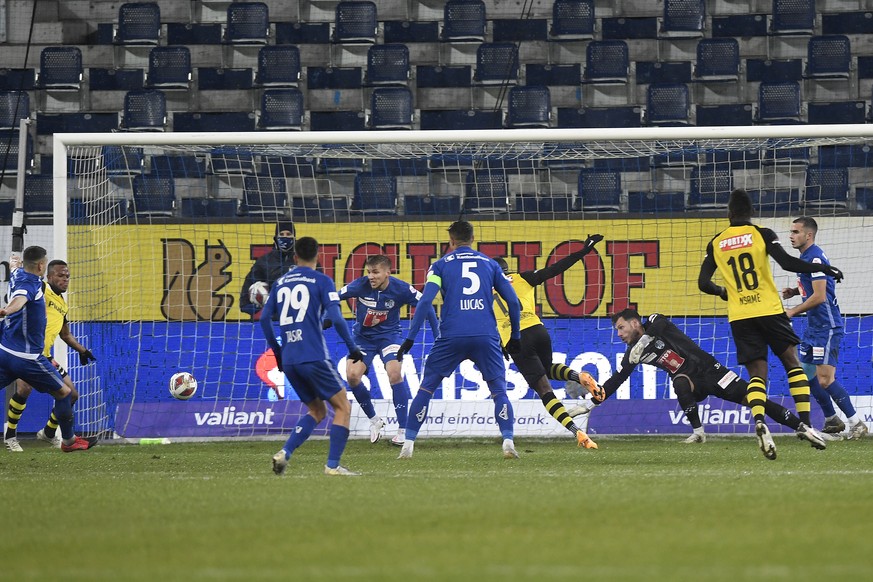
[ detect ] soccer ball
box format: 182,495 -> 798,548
169,372 -> 198,400
248,281 -> 270,308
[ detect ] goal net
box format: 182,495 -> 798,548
50,126 -> 873,441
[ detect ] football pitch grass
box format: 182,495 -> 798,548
3,435 -> 872,581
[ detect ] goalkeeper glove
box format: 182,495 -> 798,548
78,350 -> 96,365
349,348 -> 366,364
583,233 -> 604,252
628,334 -> 653,365
396,339 -> 414,360
822,265 -> 844,283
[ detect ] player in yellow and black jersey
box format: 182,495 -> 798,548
493,234 -> 604,449
4,259 -> 96,452
697,189 -> 844,446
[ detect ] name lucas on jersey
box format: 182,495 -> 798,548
460,298 -> 485,310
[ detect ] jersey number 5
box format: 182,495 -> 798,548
461,262 -> 480,295
726,253 -> 759,292
278,284 -> 310,325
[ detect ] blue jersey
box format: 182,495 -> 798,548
797,244 -> 842,330
266,266 -> 341,365
0,268 -> 46,359
426,246 -> 507,338
339,276 -> 422,339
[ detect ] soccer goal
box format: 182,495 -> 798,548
48,125 -> 873,441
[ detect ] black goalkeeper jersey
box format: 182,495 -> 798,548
602,313 -> 719,397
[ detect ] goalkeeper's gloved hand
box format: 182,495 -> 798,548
272,348 -> 284,373
718,286 -> 728,301
396,339 -> 414,360
349,348 -> 366,364
628,334 -> 653,365
583,234 -> 604,252
504,337 -> 521,356
822,265 -> 844,283
78,349 -> 96,365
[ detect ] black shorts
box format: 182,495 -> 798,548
681,362 -> 748,404
730,313 -> 800,365
508,324 -> 552,388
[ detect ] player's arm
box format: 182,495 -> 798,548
397,280 -> 440,359
0,294 -> 27,317
493,273 -> 521,343
786,277 -> 827,318
600,355 -> 636,401
258,292 -> 281,354
407,285 -> 440,335
59,318 -> 96,364
697,240 -> 728,300
763,228 -> 844,281
518,234 -> 603,287
324,302 -> 362,360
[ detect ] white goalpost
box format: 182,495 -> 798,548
49,125 -> 873,441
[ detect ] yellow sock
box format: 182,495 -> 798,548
541,391 -> 577,435
787,367 -> 811,424
746,376 -> 767,422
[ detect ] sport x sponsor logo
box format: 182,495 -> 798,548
718,233 -> 754,251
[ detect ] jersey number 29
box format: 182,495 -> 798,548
278,284 -> 310,325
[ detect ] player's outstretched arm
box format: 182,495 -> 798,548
766,235 -> 845,281
398,282 -> 439,359
519,234 -> 604,287
697,244 -> 728,300
59,321 -> 96,364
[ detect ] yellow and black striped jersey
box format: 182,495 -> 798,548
493,273 -> 543,345
43,282 -> 68,358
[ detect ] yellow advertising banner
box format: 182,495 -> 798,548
67,219 -> 731,321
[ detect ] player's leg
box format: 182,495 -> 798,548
20,356 -> 92,452
731,319 -> 772,430
383,355 -> 410,446
5,380 -> 32,452
477,336 -> 518,458
272,365 -> 324,475
345,340 -> 384,443
324,386 -> 358,475
762,313 -> 811,426
39,365 -> 77,447
816,329 -> 865,438
399,338 -> 457,458
673,375 -> 706,443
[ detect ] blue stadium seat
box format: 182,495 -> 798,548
115,3 -> 161,45
210,149 -> 256,174
711,14 -> 767,37
770,0 -> 815,35
749,189 -> 801,213
404,194 -> 461,216
746,59 -> 803,82
146,46 -> 191,89
474,43 -> 519,85
69,198 -> 130,224
0,91 -> 29,130
761,145 -> 809,166
419,109 -> 501,130
225,2 -> 269,44
493,19 -> 548,42
645,83 -> 690,126
550,0 -> 595,40
309,110 -> 367,131
173,112 -> 256,132
805,35 -> 851,79
694,38 -> 739,81
384,21 -> 440,43
368,86 -> 413,129
635,61 -> 692,84
696,104 -> 753,126
306,66 -> 363,90
628,191 -> 685,213
0,132 -> 31,174
89,67 -> 145,91
167,22 -> 222,45
536,194 -> 574,213
807,101 -> 866,124
275,22 -> 330,44
584,41 -> 629,83
0,199 -> 14,223
465,170 -> 509,213
525,64 -> 581,86
132,175 -> 175,217
661,0 -> 705,38
258,89 -> 304,130
0,68 -> 36,91
353,173 -> 398,214
365,44 -> 410,86
369,158 -> 428,176
197,67 -> 253,90
102,145 -> 144,175
601,17 -> 658,39
557,106 -> 641,128
38,46 -> 83,90
804,166 -> 849,207
180,197 -> 240,219
121,89 -> 166,131
36,112 -> 118,134
689,167 -> 732,209
255,46 -> 300,88
822,12 -> 873,35
258,156 -> 317,178
23,175 -> 53,218
442,0 -> 486,42
506,86 -> 551,128
756,82 -> 802,123
150,155 -> 207,178
243,176 -> 288,218
856,187 -> 873,212
416,65 -> 471,88
817,144 -> 872,168
577,169 -> 621,211
333,1 -> 377,44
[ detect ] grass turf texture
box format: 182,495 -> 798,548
3,436 -> 872,581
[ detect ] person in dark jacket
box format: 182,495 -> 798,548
240,221 -> 296,319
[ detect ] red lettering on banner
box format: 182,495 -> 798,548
477,242 -> 507,263
544,241 -> 605,316
511,242 -> 542,275
607,241 -> 660,314
319,244 -> 341,283
250,244 -> 273,260
407,243 -> 439,290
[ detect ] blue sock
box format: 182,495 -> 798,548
326,424 -> 350,469
54,393 -> 74,440
825,379 -> 857,417
489,377 -> 514,440
807,373 -> 837,417
282,414 -> 318,459
404,390 -> 434,441
391,380 -> 411,429
350,383 -> 377,419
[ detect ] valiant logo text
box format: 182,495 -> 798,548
194,406 -> 276,426
718,234 -> 754,251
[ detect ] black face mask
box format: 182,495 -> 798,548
275,237 -> 295,253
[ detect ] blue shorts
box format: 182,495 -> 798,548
798,327 -> 843,366
421,335 -> 505,391
284,360 -> 346,404
0,350 -> 65,394
355,334 -> 402,370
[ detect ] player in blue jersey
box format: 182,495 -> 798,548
783,217 -> 867,440
261,237 -> 366,476
339,254 -> 439,446
395,221 -> 523,459
0,246 -> 93,452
